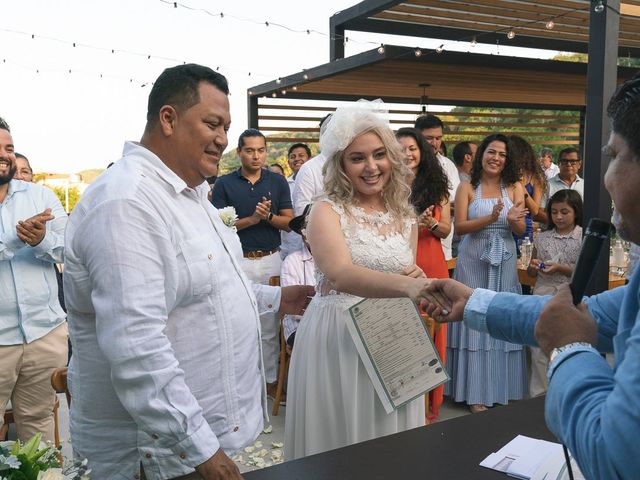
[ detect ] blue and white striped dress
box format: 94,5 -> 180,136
446,182 -> 527,406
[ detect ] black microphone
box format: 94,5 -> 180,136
569,218 -> 612,305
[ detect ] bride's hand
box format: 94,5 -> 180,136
403,264 -> 426,278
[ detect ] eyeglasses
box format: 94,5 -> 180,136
559,159 -> 580,165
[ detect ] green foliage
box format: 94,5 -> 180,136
52,186 -> 82,212
77,169 -> 105,184
445,106 -> 580,159
553,52 -> 640,67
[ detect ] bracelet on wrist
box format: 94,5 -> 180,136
268,212 -> 274,222
429,221 -> 439,232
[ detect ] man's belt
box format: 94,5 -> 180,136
243,248 -> 280,259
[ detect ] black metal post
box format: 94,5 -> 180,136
583,0 -> 620,295
247,94 -> 258,129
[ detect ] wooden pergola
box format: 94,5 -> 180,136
248,0 -> 639,293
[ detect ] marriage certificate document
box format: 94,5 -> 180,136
347,297 -> 449,414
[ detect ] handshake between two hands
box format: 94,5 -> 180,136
417,278 -> 473,324
417,277 -> 599,358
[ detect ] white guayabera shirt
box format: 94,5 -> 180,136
64,142 -> 279,480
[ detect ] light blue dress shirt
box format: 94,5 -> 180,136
0,179 -> 67,345
463,268 -> 639,479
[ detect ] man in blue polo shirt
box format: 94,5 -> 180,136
212,129 -> 293,399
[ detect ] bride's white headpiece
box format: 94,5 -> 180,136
320,99 -> 391,159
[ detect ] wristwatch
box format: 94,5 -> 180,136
268,212 -> 274,222
549,342 -> 593,363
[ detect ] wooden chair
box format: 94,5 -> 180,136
2,385 -> 61,447
268,275 -> 290,416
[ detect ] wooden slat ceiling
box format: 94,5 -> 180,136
371,0 -> 640,48
292,58 -> 589,107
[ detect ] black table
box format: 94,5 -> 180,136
246,396 -> 556,479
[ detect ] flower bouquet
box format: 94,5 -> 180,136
0,433 -> 89,480
219,206 -> 238,232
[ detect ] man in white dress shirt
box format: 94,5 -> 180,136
539,147 -> 560,180
64,64 -> 312,480
291,114 -> 332,216
415,114 -> 460,260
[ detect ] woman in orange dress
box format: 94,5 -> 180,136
396,127 -> 451,420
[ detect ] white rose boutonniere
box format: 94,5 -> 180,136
219,206 -> 238,232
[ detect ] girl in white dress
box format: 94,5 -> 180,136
284,100 -> 430,460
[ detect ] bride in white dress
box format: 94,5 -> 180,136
284,100 -> 430,461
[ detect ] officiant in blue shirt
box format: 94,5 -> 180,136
421,72 -> 640,480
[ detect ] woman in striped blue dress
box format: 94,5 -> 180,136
447,133 -> 529,413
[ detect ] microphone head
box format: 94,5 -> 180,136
585,218 -> 611,238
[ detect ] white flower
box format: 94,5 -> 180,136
0,454 -> 21,469
37,469 -> 64,480
219,207 -> 238,231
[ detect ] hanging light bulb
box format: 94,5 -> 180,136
248,90 -> 253,95
292,85 -> 298,91
377,44 -> 385,54
303,73 -> 309,80
435,44 -> 444,53
281,89 -> 286,95
414,48 -> 422,57
271,92 -> 276,98
594,0 -> 605,13
546,19 -> 555,30
507,28 -> 516,39
276,78 -> 282,84
470,36 -> 477,47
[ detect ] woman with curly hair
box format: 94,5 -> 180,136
285,100 -> 430,460
447,133 -> 529,413
396,127 -> 450,420
509,135 -> 547,244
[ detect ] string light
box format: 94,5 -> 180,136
276,77 -> 282,84
159,0 -> 380,49
594,1 -> 605,13
546,20 -> 555,30
0,26 -> 275,80
292,85 -> 298,91
377,44 -> 385,54
303,73 -> 309,80
470,36 -> 477,46
507,28 -> 516,39
435,45 -> 444,53
281,89 -> 286,95
414,48 -> 422,57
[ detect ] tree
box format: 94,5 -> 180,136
52,186 -> 81,212
553,52 -> 640,67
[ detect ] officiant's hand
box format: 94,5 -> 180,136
280,285 -> 315,315
196,449 -> 243,479
420,278 -> 472,323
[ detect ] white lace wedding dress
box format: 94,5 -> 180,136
284,199 -> 425,461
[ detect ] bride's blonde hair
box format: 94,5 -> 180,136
320,100 -> 414,219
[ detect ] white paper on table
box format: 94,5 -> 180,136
531,450 -> 585,480
346,297 -> 449,414
480,435 -> 584,480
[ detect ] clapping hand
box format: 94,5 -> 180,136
490,199 -> 504,221
253,197 -> 272,222
16,208 -> 54,246
507,199 -> 528,222
418,205 -> 436,230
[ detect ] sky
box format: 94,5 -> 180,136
1,0 -> 557,174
